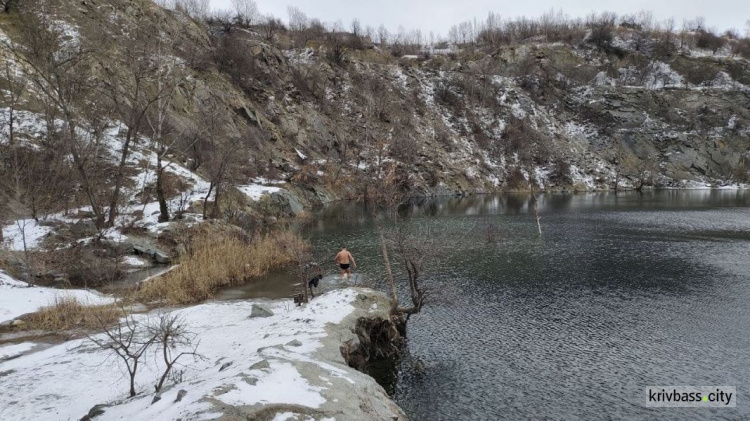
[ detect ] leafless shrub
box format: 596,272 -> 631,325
276,233 -> 312,303
505,166 -> 528,190
388,223 -> 437,318
171,191 -> 193,220
732,39 -> 750,59
258,16 -> 285,42
230,0 -> 259,27
325,29 -> 348,66
87,310 -> 158,398
696,30 -> 726,53
175,0 -> 209,20
587,12 -> 617,50
548,158 -> 572,184
149,313 -> 203,393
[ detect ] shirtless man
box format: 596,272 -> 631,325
334,247 -> 357,281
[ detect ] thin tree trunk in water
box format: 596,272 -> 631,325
156,154 -> 170,223
534,198 -> 542,236
375,215 -> 398,314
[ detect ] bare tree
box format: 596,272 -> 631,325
0,59 -> 25,240
351,18 -> 362,38
342,19 -> 364,50
88,312 -> 158,398
287,6 -> 308,33
278,234 -> 313,303
142,40 -> 189,224
377,24 -> 389,48
0,61 -> 25,147
389,223 -> 434,318
367,163 -> 408,314
150,313 -> 202,393
175,0 -> 209,20
587,12 -> 617,50
8,2 -> 109,228
230,0 -> 258,26
0,0 -> 13,13
194,95 -> 255,220
633,154 -> 659,191
100,27 -> 179,227
325,22 -> 347,65
258,15 -> 284,41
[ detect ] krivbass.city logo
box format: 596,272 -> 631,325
645,386 -> 736,408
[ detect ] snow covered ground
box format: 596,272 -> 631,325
0,271 -> 114,324
237,184 -> 282,201
0,288 -> 401,420
0,219 -> 54,251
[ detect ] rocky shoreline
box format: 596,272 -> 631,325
0,285 -> 408,421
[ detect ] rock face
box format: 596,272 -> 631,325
3,0 -> 749,227
207,289 -> 408,421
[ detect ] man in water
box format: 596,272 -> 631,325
334,247 -> 357,281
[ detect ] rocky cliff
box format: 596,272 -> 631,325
2,0 -> 749,220
1,0 -> 750,272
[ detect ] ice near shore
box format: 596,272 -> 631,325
0,275 -> 405,420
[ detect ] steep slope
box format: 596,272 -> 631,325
1,0 -> 749,268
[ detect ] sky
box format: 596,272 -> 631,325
209,0 -> 750,37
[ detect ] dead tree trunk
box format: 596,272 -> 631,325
533,196 -> 542,236
156,153 -> 170,223
375,214 -> 399,315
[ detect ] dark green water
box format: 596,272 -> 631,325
303,190 -> 750,420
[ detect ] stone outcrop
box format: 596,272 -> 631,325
207,289 -> 408,421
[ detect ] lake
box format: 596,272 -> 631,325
302,190 -> 750,420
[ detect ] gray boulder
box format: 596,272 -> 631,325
174,390 -> 187,403
71,220 -> 97,237
249,304 -> 274,318
80,404 -> 108,421
269,190 -> 304,216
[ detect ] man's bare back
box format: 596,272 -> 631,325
334,248 -> 357,280
335,250 -> 353,265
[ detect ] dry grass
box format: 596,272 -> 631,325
23,296 -> 122,331
138,231 -> 305,304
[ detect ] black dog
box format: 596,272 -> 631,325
308,274 -> 323,297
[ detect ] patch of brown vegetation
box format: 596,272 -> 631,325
23,296 -> 122,331
137,230 -> 305,304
